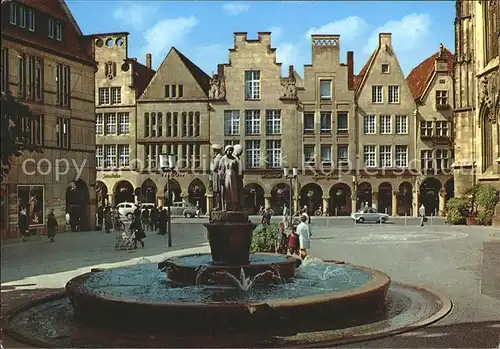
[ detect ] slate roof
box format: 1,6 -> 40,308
353,50 -> 378,93
130,60 -> 156,98
406,46 -> 454,101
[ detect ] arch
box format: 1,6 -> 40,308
114,180 -> 134,205
329,183 -> 351,216
164,179 -> 181,206
243,183 -> 265,214
419,177 -> 442,216
356,182 -> 372,210
482,106 -> 494,171
378,182 -> 393,215
270,183 -> 294,214
299,183 -> 323,214
95,181 -> 108,208
397,182 -> 413,216
188,179 -> 207,213
140,179 -> 157,204
444,178 -> 454,203
66,179 -> 90,231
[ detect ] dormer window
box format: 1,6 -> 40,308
19,7 -> 26,28
27,10 -> 35,31
55,21 -> 62,41
381,64 -> 390,74
9,2 -> 17,25
48,19 -> 54,38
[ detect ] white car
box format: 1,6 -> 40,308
140,203 -> 155,212
116,202 -> 138,219
351,207 -> 389,223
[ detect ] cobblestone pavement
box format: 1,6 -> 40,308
1,220 -> 499,348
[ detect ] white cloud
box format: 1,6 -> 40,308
142,16 -> 198,58
276,43 -> 302,69
363,13 -> 431,54
222,3 -> 250,16
268,26 -> 284,42
194,44 -> 227,74
306,16 -> 368,41
113,3 -> 159,30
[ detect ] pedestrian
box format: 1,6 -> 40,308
65,211 -> 71,231
275,221 -> 288,254
419,204 -> 427,227
104,208 -> 112,234
282,203 -> 289,228
97,205 -> 103,230
150,206 -> 158,231
195,204 -> 201,218
141,208 -> 150,231
302,206 -> 311,224
130,215 -> 146,248
296,215 -> 311,260
288,225 -> 299,256
19,206 -> 29,242
262,208 -> 272,225
46,208 -> 58,242
157,207 -> 168,235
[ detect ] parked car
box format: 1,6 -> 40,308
350,207 -> 389,223
169,202 -> 198,217
116,202 -> 137,219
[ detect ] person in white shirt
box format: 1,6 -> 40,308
419,204 -> 426,227
296,215 -> 311,259
282,203 -> 289,227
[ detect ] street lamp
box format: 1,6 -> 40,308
283,167 -> 298,216
159,153 -> 177,247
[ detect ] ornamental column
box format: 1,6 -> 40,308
157,196 -> 164,207
392,191 -> 398,216
206,193 -> 213,214
439,189 -> 446,216
322,196 -> 329,216
371,191 -> 378,210
264,195 -> 272,210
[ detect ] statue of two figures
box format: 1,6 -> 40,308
210,144 -> 244,212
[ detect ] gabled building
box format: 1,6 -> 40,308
407,44 -> 455,216
136,47 -> 211,212
90,32 -> 155,209
1,0 -> 96,238
354,33 -> 416,216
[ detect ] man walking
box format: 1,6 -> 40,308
419,204 -> 426,227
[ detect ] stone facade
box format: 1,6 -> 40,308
1,0 -> 96,238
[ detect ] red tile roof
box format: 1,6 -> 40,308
407,46 -> 454,101
1,0 -> 93,64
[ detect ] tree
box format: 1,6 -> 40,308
1,91 -> 43,182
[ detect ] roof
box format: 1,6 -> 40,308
353,50 -> 378,93
131,60 -> 156,98
406,45 -> 454,101
1,0 -> 93,64
173,47 -> 210,93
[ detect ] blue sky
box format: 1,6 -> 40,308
67,1 -> 455,77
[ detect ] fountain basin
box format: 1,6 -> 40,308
158,253 -> 297,286
65,262 -> 391,333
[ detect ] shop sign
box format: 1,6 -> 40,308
102,173 -> 121,179
313,173 -> 340,181
261,173 -> 283,180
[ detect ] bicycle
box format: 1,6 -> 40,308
314,209 -> 323,216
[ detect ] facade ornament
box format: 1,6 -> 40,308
480,74 -> 499,123
209,74 -> 226,100
280,77 -> 297,99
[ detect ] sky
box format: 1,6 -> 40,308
66,1 -> 456,77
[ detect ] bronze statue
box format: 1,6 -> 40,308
209,144 -> 223,210
218,145 -> 242,211
233,144 -> 244,207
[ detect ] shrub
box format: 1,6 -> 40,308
476,209 -> 494,226
475,185 -> 499,211
444,197 -> 470,225
250,222 -> 279,253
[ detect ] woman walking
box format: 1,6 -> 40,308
296,215 -> 311,259
46,209 -> 58,242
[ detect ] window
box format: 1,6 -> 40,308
55,21 -> 62,41
111,87 -> 121,104
56,117 -> 70,149
178,85 -> 183,97
104,113 -> 116,135
98,88 -> 110,105
34,58 -> 43,100
0,47 -> 8,93
27,10 -> 34,31
157,112 -> 163,137
164,85 -> 170,97
19,7 -> 26,28
152,112 -> 159,137
104,145 -> 117,168
364,114 -> 376,134
379,145 -> 392,167
187,112 -> 194,137
421,150 -> 433,170
48,18 -> 54,38
118,113 -> 129,135
244,70 -> 260,100
118,145 -> 130,167
395,145 -> 408,167
9,3 -> 17,25
144,113 -> 149,137
320,112 -> 332,134
436,90 -> 448,106
17,53 -> 26,98
320,145 -> 332,167
363,145 -> 376,167
372,85 -> 383,103
96,145 -> 104,168
337,145 -> 348,167
19,55 -> 43,101
22,115 -> 44,146
436,121 -> 448,136
319,80 -> 332,100
388,85 -> 399,103
421,121 -> 433,136
337,112 -> 348,134
303,145 -> 315,167
266,140 -> 281,168
56,64 -> 70,107
172,112 -> 178,137
245,140 -> 261,168
26,56 -> 35,99
381,64 -> 390,73
395,115 -> 407,134
181,112 -> 187,137
266,110 -> 281,135
95,113 -> 103,135
303,113 -> 315,134
380,115 -> 392,134
145,145 -> 158,168
172,85 -> 177,98
245,110 -> 260,135
436,149 -> 449,169
224,110 -> 240,136
194,111 -> 200,137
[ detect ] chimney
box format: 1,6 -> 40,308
379,33 -> 392,48
217,64 -> 224,77
288,65 -> 294,78
347,51 -> 354,90
146,53 -> 152,69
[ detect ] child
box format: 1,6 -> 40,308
275,222 -> 288,254
288,225 -> 299,256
